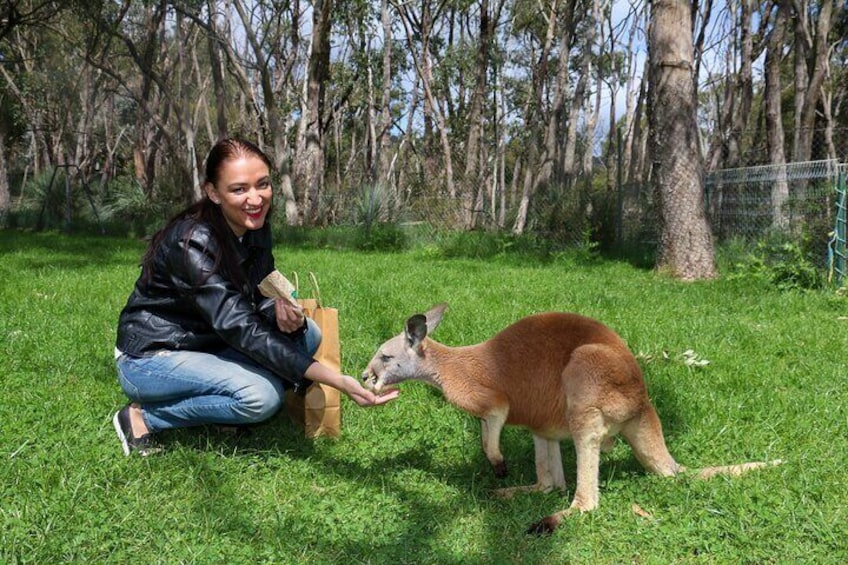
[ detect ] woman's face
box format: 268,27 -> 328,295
205,155 -> 272,237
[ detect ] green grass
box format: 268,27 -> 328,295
1,230 -> 846,564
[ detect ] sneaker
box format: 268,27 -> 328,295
113,404 -> 162,457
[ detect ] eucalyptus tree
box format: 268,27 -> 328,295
228,0 -> 303,224
294,0 -> 333,223
393,0 -> 457,206
620,1 -> 648,185
511,0 -> 588,235
700,0 -> 765,172
76,1 -> 210,203
791,0 -> 842,163
461,0 -> 508,228
764,0 -> 789,229
648,0 -> 716,280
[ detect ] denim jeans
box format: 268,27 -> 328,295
116,318 -> 321,433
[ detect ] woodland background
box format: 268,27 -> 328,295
0,0 -> 846,271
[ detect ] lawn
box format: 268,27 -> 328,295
1,230 -> 846,563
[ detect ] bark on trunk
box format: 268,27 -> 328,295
377,0 -> 393,185
462,0 -> 493,228
207,0 -> 229,138
765,0 -> 789,229
727,0 -> 754,167
0,125 -> 9,228
293,0 -> 332,224
648,0 -> 716,280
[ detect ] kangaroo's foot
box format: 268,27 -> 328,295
493,482 -> 559,499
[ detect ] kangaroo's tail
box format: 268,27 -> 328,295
692,459 -> 783,479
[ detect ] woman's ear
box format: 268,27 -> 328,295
204,182 -> 220,204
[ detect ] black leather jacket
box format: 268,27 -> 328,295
116,218 -> 314,393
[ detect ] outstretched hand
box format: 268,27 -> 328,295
341,375 -> 399,407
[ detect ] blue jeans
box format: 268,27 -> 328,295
115,319 -> 321,433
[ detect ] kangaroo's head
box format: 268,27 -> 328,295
362,303 -> 447,393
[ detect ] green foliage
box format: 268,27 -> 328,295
1,230 -> 846,563
97,175 -> 172,238
352,222 -> 408,252
8,170 -> 63,230
432,229 -> 555,261
355,183 -> 400,227
8,171 -> 177,238
724,236 -> 827,290
273,223 -> 407,253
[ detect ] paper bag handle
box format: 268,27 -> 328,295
291,271 -> 300,298
308,272 -> 322,308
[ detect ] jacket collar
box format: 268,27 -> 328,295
237,224 -> 272,265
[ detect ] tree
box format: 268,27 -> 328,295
294,0 -> 333,224
648,0 -> 716,280
0,103 -> 9,227
791,0 -> 843,162
764,0 -> 789,229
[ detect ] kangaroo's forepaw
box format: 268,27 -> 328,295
494,482 -> 556,499
492,460 -> 507,478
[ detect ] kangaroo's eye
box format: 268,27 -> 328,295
380,354 -> 393,363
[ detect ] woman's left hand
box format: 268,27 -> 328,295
274,298 -> 305,333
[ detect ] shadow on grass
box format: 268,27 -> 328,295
147,369 -> 695,559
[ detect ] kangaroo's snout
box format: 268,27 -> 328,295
361,368 -> 380,392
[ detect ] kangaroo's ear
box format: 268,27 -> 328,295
424,303 -> 448,335
405,314 -> 428,350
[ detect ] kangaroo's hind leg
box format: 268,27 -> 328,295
494,435 -> 566,499
525,407 -> 608,535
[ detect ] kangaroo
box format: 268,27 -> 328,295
362,304 -> 781,534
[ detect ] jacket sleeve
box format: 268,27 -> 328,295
169,232 -> 315,390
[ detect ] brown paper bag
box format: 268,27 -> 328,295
283,273 -> 342,438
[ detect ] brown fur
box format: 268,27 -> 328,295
363,304 -> 781,534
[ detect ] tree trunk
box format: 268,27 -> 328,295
207,0 -> 229,138
0,124 -> 9,228
727,0 -> 754,167
463,0 -> 496,228
376,0 -> 393,186
559,0 -> 584,178
765,0 -> 789,230
648,0 -> 716,280
791,0 -> 810,162
299,0 -> 332,224
628,70 -> 649,183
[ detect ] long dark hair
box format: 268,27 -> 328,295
139,138 -> 273,290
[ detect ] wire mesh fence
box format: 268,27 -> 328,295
617,160 -> 845,277
704,160 -> 840,244
369,157 -> 847,287
829,168 -> 848,284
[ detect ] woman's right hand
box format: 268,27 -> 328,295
304,362 -> 399,407
340,374 -> 399,407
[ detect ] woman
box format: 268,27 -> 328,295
113,138 -> 397,456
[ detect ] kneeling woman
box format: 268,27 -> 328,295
113,138 -> 397,455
